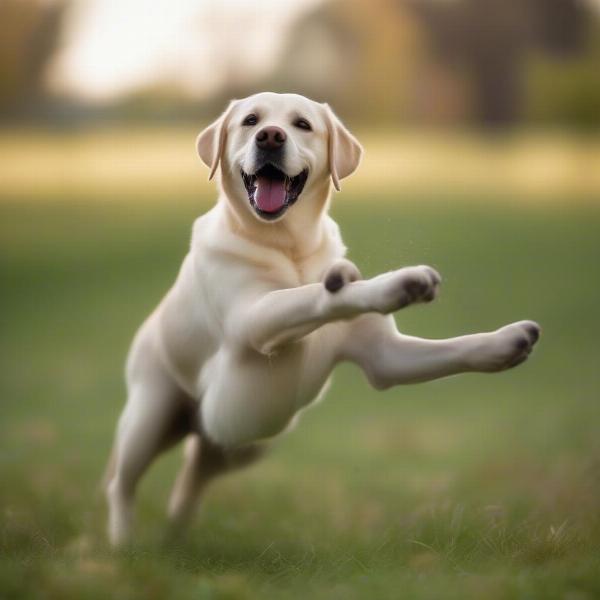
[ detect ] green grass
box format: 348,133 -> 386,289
1,193 -> 600,599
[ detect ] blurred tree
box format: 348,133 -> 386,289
0,0 -> 68,119
412,0 -> 530,126
412,0 -> 594,127
531,0 -> 587,56
525,21 -> 600,130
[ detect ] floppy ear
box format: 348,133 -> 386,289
323,103 -> 363,191
196,100 -> 237,180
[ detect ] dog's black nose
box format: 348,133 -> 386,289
255,126 -> 286,150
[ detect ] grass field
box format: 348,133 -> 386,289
1,132 -> 600,599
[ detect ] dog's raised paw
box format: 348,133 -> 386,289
474,320 -> 541,372
372,265 -> 441,314
323,259 -> 362,293
395,266 -> 441,309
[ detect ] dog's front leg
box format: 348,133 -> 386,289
236,263 -> 441,355
340,313 -> 541,388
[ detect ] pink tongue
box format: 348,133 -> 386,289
255,177 -> 286,213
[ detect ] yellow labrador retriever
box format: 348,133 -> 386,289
105,92 -> 540,545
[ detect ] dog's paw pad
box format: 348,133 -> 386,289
525,323 -> 541,343
477,320 -> 541,372
325,272 -> 345,293
514,337 -> 530,351
397,266 -> 441,307
322,260 -> 362,293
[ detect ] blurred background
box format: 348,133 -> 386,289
1,0 -> 600,201
1,1 -> 600,599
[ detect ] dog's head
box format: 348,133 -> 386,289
196,92 -> 362,223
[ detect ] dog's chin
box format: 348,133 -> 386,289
241,164 -> 309,222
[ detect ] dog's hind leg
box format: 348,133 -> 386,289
167,435 -> 264,533
106,367 -> 191,547
166,435 -> 205,531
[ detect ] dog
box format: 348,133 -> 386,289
105,92 -> 540,546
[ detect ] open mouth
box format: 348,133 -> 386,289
241,164 -> 309,221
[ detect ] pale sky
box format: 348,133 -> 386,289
49,0 -> 325,102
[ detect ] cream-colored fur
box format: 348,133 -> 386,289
105,92 -> 540,546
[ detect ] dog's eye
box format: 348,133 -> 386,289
242,114 -> 258,127
294,118 -> 312,131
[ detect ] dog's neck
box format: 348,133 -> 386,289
218,178 -> 334,260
